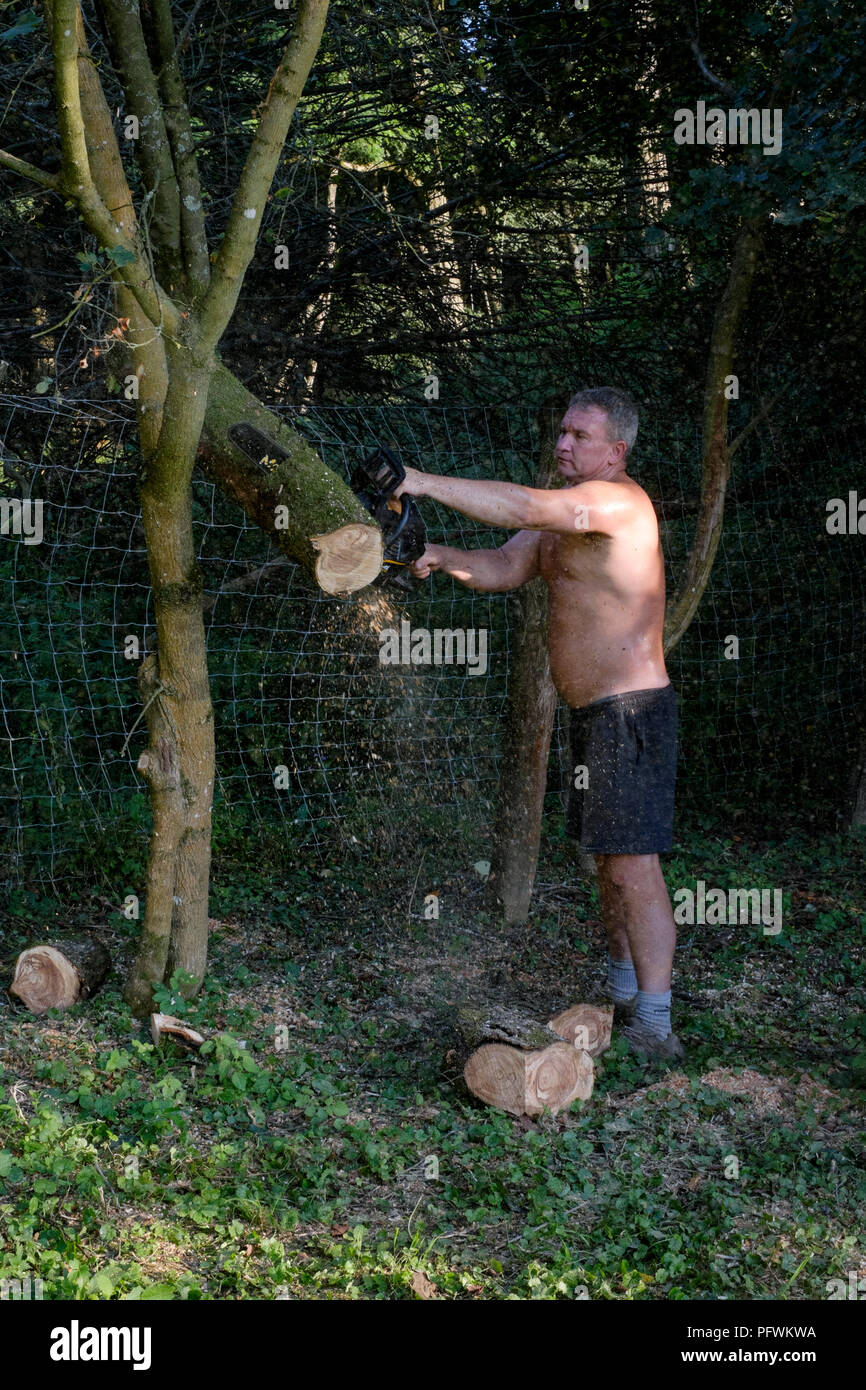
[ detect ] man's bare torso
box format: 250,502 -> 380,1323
535,476 -> 669,708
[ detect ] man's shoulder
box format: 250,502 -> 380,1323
566,476 -> 655,517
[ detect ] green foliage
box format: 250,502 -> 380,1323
0,829 -> 863,1299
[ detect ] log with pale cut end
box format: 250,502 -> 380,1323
463,1044 -> 525,1116
548,1004 -> 613,1058
464,1041 -> 594,1116
9,935 -> 109,1013
198,366 -> 386,595
150,1014 -> 205,1049
309,523 -> 384,594
525,1042 -> 594,1115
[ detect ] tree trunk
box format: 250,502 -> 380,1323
664,218 -> 764,653
124,353 -> 215,1016
300,169 -> 339,402
10,935 -> 110,1012
851,746 -> 866,829
485,398 -> 564,923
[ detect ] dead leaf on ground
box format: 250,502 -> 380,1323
410,1269 -> 439,1299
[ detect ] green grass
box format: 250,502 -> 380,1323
0,821 -> 863,1300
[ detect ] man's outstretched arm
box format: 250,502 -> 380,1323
412,530 -> 540,591
394,466 -> 625,533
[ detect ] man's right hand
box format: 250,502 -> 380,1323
410,544 -> 445,579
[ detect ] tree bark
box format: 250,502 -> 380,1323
663,218 -> 764,654
123,349 -> 216,1015
297,168 -> 339,402
485,398 -> 564,923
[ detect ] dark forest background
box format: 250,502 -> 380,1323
2,0 -> 866,891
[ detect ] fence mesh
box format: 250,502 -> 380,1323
1,391 -> 864,894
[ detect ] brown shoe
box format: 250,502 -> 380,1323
621,1018 -> 685,1060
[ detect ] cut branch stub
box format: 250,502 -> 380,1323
150,1013 -> 205,1049
10,936 -> 110,1013
309,523 -> 384,594
197,365 -> 384,593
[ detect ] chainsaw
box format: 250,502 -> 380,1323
348,445 -> 426,592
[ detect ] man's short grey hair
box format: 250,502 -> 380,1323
567,386 -> 639,457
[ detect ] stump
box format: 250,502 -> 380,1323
454,1005 -> 594,1117
9,935 -> 109,1013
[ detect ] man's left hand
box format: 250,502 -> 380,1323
392,465 -> 425,500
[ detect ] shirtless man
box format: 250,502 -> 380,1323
393,387 -> 683,1058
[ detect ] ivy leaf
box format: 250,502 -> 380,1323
105,244 -> 136,266
0,10 -> 42,42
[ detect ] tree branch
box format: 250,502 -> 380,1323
96,0 -> 183,291
689,40 -> 736,100
150,0 -> 211,300
194,0 -> 330,354
0,149 -> 60,189
664,217 -> 765,654
49,0 -> 180,335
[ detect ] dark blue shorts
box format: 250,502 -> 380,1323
566,684 -> 678,855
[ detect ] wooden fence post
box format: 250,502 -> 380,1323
485,398 -> 565,923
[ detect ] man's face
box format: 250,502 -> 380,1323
554,406 -> 625,483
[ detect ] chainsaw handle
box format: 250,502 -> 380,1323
387,494 -> 414,542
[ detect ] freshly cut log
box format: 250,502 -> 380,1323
9,936 -> 109,1013
525,1043 -> 594,1114
450,1004 -> 596,1115
150,1014 -> 205,1049
464,1041 -> 594,1117
309,523 -> 384,594
454,1004 -> 563,1055
548,1004 -> 613,1058
463,1044 -> 524,1116
198,365 -> 385,596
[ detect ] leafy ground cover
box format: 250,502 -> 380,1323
1,819 -> 863,1300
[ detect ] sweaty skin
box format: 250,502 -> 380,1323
395,404 -> 669,708
540,484 -> 667,708
394,402 -> 678,1010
